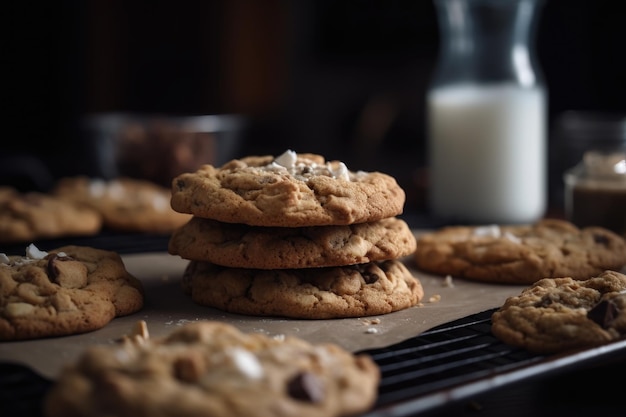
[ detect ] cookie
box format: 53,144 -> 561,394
169,216 -> 417,269
182,259 -> 423,319
413,219 -> 626,284
0,244 -> 143,340
170,150 -> 405,227
53,176 -> 191,234
0,186 -> 102,244
44,320 -> 380,417
491,270 -> 626,354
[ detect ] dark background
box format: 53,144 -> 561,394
4,0 -> 626,214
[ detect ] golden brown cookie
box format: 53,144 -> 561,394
182,260 -> 424,319
491,270 -> 626,354
168,216 -> 417,269
53,176 -> 191,234
414,219 -> 626,284
0,186 -> 102,244
0,244 -> 143,340
44,320 -> 380,417
170,150 -> 406,227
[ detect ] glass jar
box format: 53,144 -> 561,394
427,0 -> 547,224
549,111 -> 626,211
564,150 -> 626,238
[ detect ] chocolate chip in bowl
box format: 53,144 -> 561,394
81,113 -> 245,188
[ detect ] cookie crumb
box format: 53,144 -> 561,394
117,320 -> 150,345
428,294 -> 442,303
362,318 -> 381,333
133,320 -> 149,340
443,275 -> 455,287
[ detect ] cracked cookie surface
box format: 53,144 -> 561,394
182,260 -> 423,319
414,219 -> 626,284
491,270 -> 626,353
44,320 -> 380,417
169,216 -> 416,269
0,245 -> 143,340
169,151 -> 405,227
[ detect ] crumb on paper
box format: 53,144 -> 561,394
133,320 -> 149,339
428,294 -> 442,303
361,317 -> 381,334
443,275 -> 455,287
164,318 -> 200,326
116,320 -> 150,345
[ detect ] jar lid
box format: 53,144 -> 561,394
583,151 -> 626,177
564,150 -> 626,188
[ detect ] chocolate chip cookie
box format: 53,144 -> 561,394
414,219 -> 626,284
168,216 -> 417,269
0,186 -> 102,244
170,150 -> 405,227
0,244 -> 143,340
53,176 -> 191,233
491,270 -> 626,353
44,320 -> 380,417
182,260 -> 424,319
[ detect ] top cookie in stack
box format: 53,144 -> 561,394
168,150 -> 423,319
170,150 -> 404,227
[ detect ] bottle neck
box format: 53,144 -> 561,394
432,0 -> 544,87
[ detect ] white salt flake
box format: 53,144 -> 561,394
472,225 -> 501,238
229,348 -> 263,379
25,244 -> 48,260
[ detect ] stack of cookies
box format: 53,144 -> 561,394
168,150 -> 424,319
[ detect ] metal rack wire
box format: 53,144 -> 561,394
361,309 -> 626,416
358,309 -> 544,415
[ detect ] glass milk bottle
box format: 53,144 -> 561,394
427,0 -> 547,224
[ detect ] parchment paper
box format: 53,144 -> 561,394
0,233 -> 541,380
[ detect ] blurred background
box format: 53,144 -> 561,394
4,0 -> 626,218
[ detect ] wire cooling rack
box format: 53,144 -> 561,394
360,308 -> 626,416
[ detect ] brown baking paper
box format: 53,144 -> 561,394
0,233 -> 539,380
